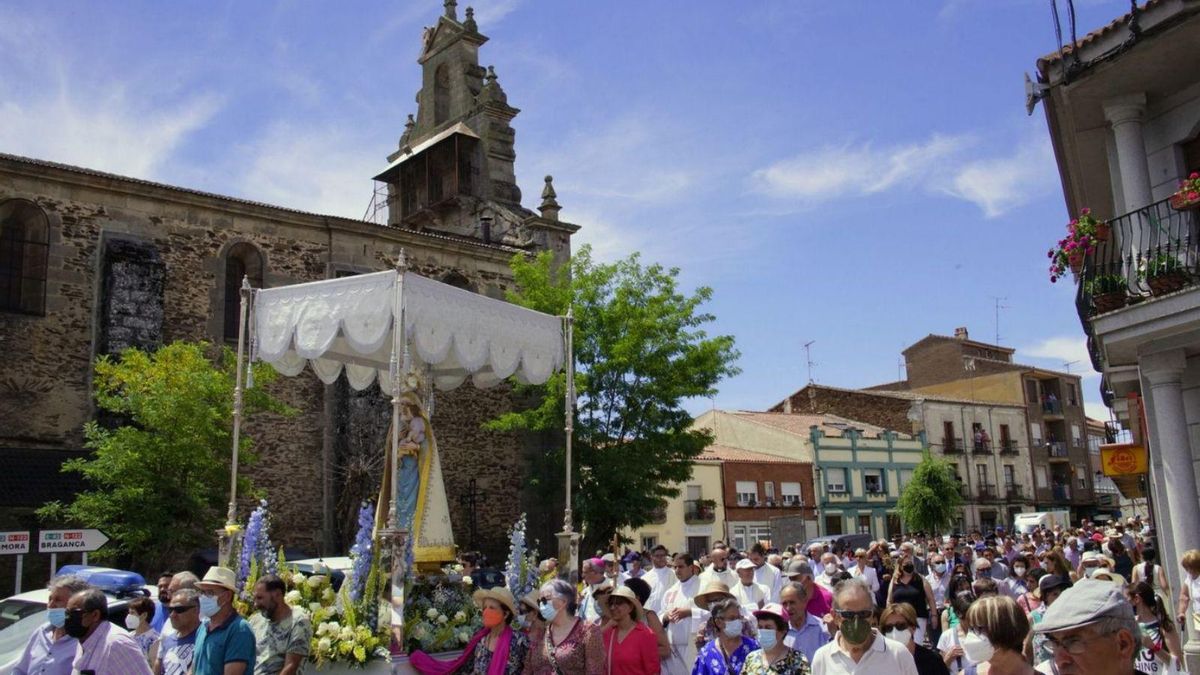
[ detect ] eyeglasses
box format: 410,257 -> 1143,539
834,609 -> 872,621
881,622 -> 909,631
168,605 -> 197,614
1044,631 -> 1108,655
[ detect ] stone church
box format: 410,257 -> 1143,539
0,2 -> 577,564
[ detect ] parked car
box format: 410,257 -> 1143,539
0,566 -> 153,675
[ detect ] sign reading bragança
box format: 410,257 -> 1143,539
37,529 -> 110,553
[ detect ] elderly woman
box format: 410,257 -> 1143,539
523,579 -> 605,675
741,603 -> 810,675
602,585 -> 659,675
881,603 -> 948,675
412,587 -> 528,675
692,597 -> 759,675
961,595 -> 1035,675
519,591 -> 544,636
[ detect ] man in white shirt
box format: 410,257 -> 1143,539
810,578 -> 918,675
643,545 -> 676,616
601,553 -> 628,584
661,554 -> 707,675
815,553 -> 841,592
748,543 -> 782,602
808,544 -> 827,576
730,559 -> 770,613
924,552 -> 952,620
699,546 -> 736,589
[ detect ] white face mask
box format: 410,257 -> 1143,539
960,631 -> 996,663
1013,566 -> 1026,576
723,619 -> 743,637
124,613 -> 142,631
886,628 -> 912,645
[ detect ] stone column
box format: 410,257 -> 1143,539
1141,349 -> 1200,671
1103,93 -> 1153,213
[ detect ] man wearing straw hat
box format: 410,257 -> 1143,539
192,567 -> 255,675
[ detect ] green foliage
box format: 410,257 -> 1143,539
896,451 -> 963,535
1139,253 -> 1183,280
488,246 -> 740,548
37,341 -> 293,573
1083,273 -> 1126,296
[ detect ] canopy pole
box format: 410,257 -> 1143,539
219,277 -> 252,567
556,308 -> 580,579
384,250 -> 409,653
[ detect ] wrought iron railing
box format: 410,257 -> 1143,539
684,499 -> 716,524
972,440 -> 991,455
999,440 -> 1019,455
1048,442 -> 1069,458
943,437 -> 965,454
1006,484 -> 1024,500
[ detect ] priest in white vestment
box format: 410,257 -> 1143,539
661,554 -> 708,675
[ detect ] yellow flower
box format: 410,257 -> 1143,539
354,645 -> 367,662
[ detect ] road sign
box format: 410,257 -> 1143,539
38,529 -> 110,553
0,532 -> 30,555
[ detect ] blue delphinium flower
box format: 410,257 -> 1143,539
349,502 -> 375,603
238,501 -> 266,593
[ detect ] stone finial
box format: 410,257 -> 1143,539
463,6 -> 477,32
444,0 -> 458,20
486,65 -> 498,86
477,65 -> 508,105
539,175 -> 561,220
398,114 -> 416,149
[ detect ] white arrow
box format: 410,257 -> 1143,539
38,529 -> 110,553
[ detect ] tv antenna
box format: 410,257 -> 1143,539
991,296 -> 1009,345
1063,360 -> 1080,374
803,340 -> 817,384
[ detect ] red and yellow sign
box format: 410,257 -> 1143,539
1100,443 -> 1147,477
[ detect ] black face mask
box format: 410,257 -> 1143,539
902,563 -> 915,574
64,611 -> 88,639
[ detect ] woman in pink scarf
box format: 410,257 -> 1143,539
412,588 -> 530,675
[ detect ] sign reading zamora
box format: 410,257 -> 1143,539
37,529 -> 110,553
1100,444 -> 1148,477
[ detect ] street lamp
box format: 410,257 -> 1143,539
556,308 -> 580,579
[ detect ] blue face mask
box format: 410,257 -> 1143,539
46,608 -> 66,628
199,595 -> 220,618
757,629 -> 777,649
539,601 -> 558,622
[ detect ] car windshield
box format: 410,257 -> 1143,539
0,606 -> 47,667
0,599 -> 44,632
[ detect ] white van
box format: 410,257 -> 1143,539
1013,510 -> 1071,534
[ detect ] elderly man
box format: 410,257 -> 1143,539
159,571 -> 200,641
730,558 -> 771,613
898,541 -> 928,576
700,546 -> 736,589
808,544 -> 827,575
643,545 -> 676,615
787,560 -> 832,620
67,588 -> 153,675
810,578 -> 917,674
1033,579 -> 1140,675
816,552 -> 841,591
249,574 -> 310,675
661,553 -> 705,675
577,557 -> 609,624
192,567 -> 255,675
152,588 -> 201,675
13,574 -> 91,675
780,581 -> 829,664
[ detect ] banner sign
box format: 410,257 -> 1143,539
1100,443 -> 1148,477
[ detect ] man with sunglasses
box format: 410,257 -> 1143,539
66,588 -> 153,675
153,589 -> 200,675
809,578 -> 917,674
1032,579 -> 1143,675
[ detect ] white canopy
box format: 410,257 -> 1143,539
252,269 -> 564,392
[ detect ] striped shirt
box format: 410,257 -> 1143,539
73,621 -> 154,675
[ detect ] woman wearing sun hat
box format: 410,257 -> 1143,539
411,587 -> 528,675
602,585 -> 660,675
741,603 -> 811,675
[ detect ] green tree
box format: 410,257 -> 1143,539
488,246 -> 740,549
38,341 -> 292,573
897,451 -> 964,535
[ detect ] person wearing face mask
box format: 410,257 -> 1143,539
693,597 -> 759,675
925,556 -> 952,636
126,597 -> 160,658
887,553 -> 938,645
66,588 -> 154,675
192,567 -> 256,675
578,558 -> 610,625
152,589 -> 201,675
524,579 -> 605,675
815,554 -> 841,593
12,574 -> 91,675
742,603 -> 811,675
732,559 -> 772,614
960,595 -> 1034,675
414,587 -> 529,675
809,578 -> 917,674
248,575 -> 310,675
879,603 -> 948,675
518,591 -> 545,637
1000,556 -> 1031,601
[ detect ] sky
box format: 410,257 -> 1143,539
0,0 -> 1136,422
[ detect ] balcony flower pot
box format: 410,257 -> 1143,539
1169,173 -> 1200,212
1048,208 -> 1098,282
1093,221 -> 1111,241
1139,254 -> 1190,297
1147,271 -> 1190,296
1084,273 -> 1128,314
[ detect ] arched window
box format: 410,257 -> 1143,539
441,271 -> 472,292
0,199 -> 50,315
434,64 -> 451,124
223,242 -> 264,341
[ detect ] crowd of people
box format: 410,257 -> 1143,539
11,516 -> 1193,675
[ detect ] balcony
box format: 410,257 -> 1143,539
943,437 -> 965,454
972,440 -> 991,455
649,502 -> 667,525
1041,400 -> 1063,416
998,440 -> 1020,455
977,483 -> 999,502
1006,484 -> 1024,500
1052,484 -> 1071,501
1048,442 -> 1069,458
957,483 -> 970,500
684,499 -> 716,524
1075,197 -> 1200,375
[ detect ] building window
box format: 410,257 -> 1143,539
781,482 -> 801,505
735,481 -> 757,506
863,469 -> 884,494
764,481 -> 775,505
686,485 -> 702,501
824,514 -> 843,535
0,199 -> 50,315
731,526 -> 747,551
1071,424 -> 1082,448
1003,465 -> 1016,488
976,464 -> 989,488
640,535 -> 657,550
1030,422 -> 1042,447
825,468 -> 847,494
1066,383 -> 1078,406
897,469 -> 913,491
1026,379 -> 1039,404
749,525 -> 773,547
857,514 -> 872,535
1075,466 -> 1087,490
224,242 -> 264,341
1036,465 -> 1048,489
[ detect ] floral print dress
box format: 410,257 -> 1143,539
691,637 -> 759,675
740,648 -> 811,675
467,630 -> 529,675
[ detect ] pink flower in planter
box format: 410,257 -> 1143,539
1189,191 -> 1199,200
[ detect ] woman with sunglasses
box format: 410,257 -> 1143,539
524,579 -> 605,675
880,603 -> 949,675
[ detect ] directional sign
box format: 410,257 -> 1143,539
0,532 -> 30,555
38,529 -> 109,553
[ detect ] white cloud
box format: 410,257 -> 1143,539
473,0 -> 524,26
751,130 -> 1056,218
1022,335 -> 1091,366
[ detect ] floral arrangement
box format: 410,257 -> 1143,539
237,499 -> 278,597
1048,208 -> 1100,282
348,503 -> 374,604
504,514 -> 540,600
1171,171 -> 1200,209
403,581 -> 482,654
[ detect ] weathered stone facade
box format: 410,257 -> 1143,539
0,4 -> 578,563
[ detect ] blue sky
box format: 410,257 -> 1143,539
0,0 -> 1135,420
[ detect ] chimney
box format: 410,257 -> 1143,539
954,327 -> 969,340
783,396 -> 793,414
